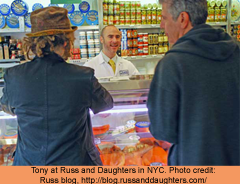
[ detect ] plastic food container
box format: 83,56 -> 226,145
87,40 -> 95,49
86,31 -> 94,40
80,49 -> 88,59
79,32 -> 86,40
80,40 -> 87,49
135,122 -> 150,132
93,31 -> 99,39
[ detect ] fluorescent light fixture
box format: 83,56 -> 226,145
0,108 -> 148,119
0,116 -> 17,119
96,108 -> 148,114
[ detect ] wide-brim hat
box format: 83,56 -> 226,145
26,6 -> 77,37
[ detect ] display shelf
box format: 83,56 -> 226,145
0,138 -> 17,145
116,24 -> 160,29
0,59 -> 20,63
25,25 -> 99,33
0,63 -> 19,68
122,54 -> 164,61
208,22 -> 227,26
231,21 -> 240,25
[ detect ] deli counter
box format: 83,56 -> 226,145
0,78 -> 170,166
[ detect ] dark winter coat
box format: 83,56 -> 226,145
0,52 -> 113,165
147,24 -> 239,165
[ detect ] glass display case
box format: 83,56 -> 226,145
0,79 -> 171,166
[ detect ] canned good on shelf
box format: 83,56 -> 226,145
133,39 -> 138,47
136,9 -> 141,19
113,15 -> 120,25
127,39 -> 133,47
120,18 -> 125,25
103,2 -> 108,14
127,29 -> 132,38
148,34 -> 153,44
131,2 -> 136,9
148,45 -> 154,55
108,3 -> 114,14
130,19 -> 136,25
120,10 -> 125,19
113,3 -> 120,14
86,31 -> 94,40
119,1 -> 125,10
108,14 -> 114,25
143,33 -> 148,44
143,45 -> 149,55
138,46 -> 143,55
136,1 -> 141,10
103,14 -> 108,25
132,29 -> 138,38
130,10 -> 136,19
125,10 -> 130,19
132,47 -> 138,56
136,19 -> 141,25
125,1 -> 131,10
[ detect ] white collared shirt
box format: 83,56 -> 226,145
84,51 -> 139,78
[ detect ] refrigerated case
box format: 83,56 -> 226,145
0,79 -> 171,166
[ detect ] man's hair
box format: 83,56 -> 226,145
100,25 -> 120,37
23,33 -> 75,60
159,0 -> 208,26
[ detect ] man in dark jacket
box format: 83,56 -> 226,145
0,7 -> 113,165
147,0 -> 239,165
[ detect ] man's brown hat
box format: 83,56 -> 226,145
26,6 -> 77,37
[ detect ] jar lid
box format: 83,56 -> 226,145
0,4 -> 11,16
135,121 -> 150,128
87,40 -> 95,43
11,0 -> 28,16
63,4 -> 75,14
80,33 -> 86,36
0,14 -> 5,29
69,11 -> 84,26
32,3 -> 43,11
85,10 -> 98,25
79,1 -> 90,13
24,13 -> 31,28
6,13 -> 19,28
94,31 -> 99,33
87,31 -> 93,34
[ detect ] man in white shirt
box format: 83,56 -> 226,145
84,25 -> 139,78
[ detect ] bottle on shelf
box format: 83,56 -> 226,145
16,39 -> 22,50
3,36 -> 11,60
9,39 -> 17,59
0,37 -> 4,60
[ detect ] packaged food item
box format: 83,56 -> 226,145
141,9 -> 147,24
103,14 -> 108,25
113,3 -> 120,14
135,122 -> 150,132
142,146 -> 168,166
127,39 -> 133,47
152,9 -> 157,24
146,9 -> 152,24
120,10 -> 125,19
148,45 -> 154,55
103,2 -> 108,14
113,15 -> 120,25
108,14 -> 114,25
143,33 -> 148,44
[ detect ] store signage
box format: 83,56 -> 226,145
51,0 -> 82,4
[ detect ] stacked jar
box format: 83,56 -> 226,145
207,0 -> 227,23
79,31 -> 100,59
120,29 -> 128,56
231,24 -> 240,42
119,1 -> 141,25
142,3 -> 162,25
158,31 -> 169,54
103,0 -> 120,25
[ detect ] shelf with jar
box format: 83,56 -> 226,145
102,0 -> 229,28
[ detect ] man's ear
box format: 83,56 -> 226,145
100,36 -> 104,44
179,12 -> 191,29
